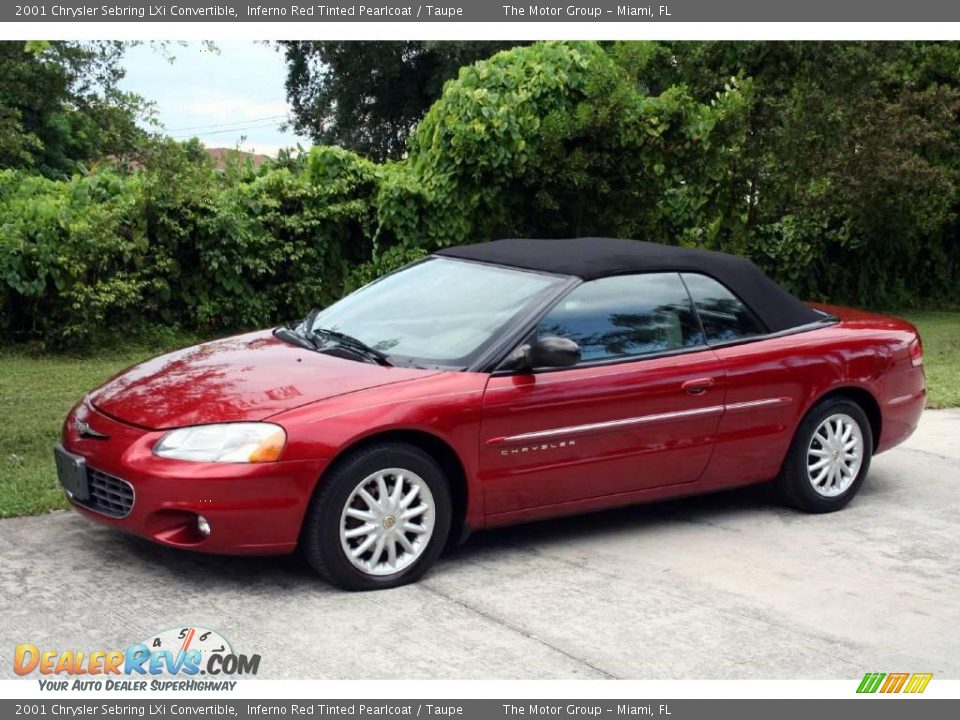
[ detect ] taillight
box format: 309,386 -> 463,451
909,336 -> 923,367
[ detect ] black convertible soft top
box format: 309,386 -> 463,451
435,237 -> 821,333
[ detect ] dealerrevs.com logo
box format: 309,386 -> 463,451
14,626 -> 259,692
857,672 -> 933,694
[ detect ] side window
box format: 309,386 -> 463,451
681,273 -> 766,343
537,273 -> 704,363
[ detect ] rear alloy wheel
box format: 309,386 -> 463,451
300,442 -> 451,590
806,413 -> 864,498
777,398 -> 873,513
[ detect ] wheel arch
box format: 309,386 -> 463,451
807,385 -> 882,451
314,428 -> 472,546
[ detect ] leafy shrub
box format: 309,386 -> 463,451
376,41 -> 751,261
0,143 -> 380,348
0,169 -> 148,346
184,146 -> 380,330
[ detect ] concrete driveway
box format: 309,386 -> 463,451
1,410 -> 958,679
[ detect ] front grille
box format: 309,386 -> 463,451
84,468 -> 135,518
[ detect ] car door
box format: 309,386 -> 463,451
679,272 -> 805,488
479,272 -> 727,517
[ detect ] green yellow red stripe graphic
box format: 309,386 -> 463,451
857,672 -> 932,694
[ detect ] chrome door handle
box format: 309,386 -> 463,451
682,377 -> 716,395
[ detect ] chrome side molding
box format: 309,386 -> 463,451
487,396 -> 793,446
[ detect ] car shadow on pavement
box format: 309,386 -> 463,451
446,482 -> 779,560
94,482 -> 781,590
111,531 -> 314,585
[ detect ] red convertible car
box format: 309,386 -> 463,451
56,238 -> 925,590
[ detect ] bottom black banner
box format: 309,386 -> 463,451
2,700 -> 957,720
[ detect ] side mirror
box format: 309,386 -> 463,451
503,336 -> 581,372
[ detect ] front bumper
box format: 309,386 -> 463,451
60,401 -> 328,555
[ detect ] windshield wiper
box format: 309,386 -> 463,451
277,309 -> 393,366
273,326 -> 320,351
299,307 -> 322,339
309,327 -> 393,366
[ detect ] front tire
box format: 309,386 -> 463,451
776,398 -> 873,513
300,442 -> 452,591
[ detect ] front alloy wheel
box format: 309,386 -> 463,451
300,442 -> 451,590
339,468 -> 435,576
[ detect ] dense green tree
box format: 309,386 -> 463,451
634,41 -> 960,305
279,41 -> 525,161
375,42 -> 748,257
0,41 -> 151,178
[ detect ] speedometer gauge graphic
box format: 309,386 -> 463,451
140,626 -> 233,667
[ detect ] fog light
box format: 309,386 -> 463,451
197,515 -> 211,537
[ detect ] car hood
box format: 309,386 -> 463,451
89,330 -> 438,430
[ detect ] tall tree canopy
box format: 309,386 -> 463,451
0,41 -> 150,178
636,41 -> 960,305
279,41 -> 524,161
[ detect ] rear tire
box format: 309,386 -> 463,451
776,398 -> 873,513
300,442 -> 452,591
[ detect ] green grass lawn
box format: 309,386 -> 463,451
1,312 -> 957,519
0,340 -> 198,519
903,311 -> 960,409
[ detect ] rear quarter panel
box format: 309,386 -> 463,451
815,305 -> 925,453
704,307 -> 923,488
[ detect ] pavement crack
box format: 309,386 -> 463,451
898,446 -> 960,465
495,542 -> 865,672
676,515 -> 742,533
420,582 -> 619,679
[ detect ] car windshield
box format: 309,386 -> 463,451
306,257 -> 567,368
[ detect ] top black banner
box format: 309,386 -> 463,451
7,0 -> 960,23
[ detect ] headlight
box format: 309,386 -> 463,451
153,423 -> 286,463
